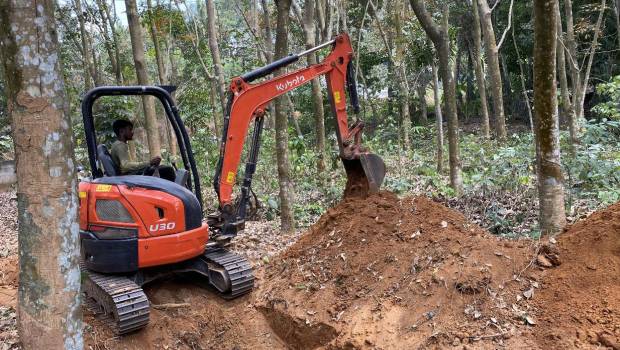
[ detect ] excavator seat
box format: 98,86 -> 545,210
97,144 -> 119,177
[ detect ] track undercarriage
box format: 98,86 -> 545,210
82,248 -> 254,335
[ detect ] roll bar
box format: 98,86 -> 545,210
80,85 -> 203,209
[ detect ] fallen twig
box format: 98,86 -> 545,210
152,303 -> 191,310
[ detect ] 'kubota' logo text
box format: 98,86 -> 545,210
276,75 -> 305,91
150,222 -> 176,232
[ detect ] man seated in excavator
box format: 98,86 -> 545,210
110,119 -> 175,181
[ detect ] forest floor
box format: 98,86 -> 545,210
1,189 -> 619,349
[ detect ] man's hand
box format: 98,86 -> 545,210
150,156 -> 162,166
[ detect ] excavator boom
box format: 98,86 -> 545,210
211,33 -> 386,237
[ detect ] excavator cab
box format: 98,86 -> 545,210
78,86 -> 254,335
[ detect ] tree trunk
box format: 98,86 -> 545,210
393,0 -> 411,149
615,0 -> 620,50
554,0 -> 576,144
417,83 -> 428,125
511,21 -> 534,133
0,1 -> 82,348
261,0 -> 274,62
432,63 -> 444,173
575,0 -> 606,120
125,0 -> 162,158
205,0 -> 228,118
147,0 -> 166,85
74,0 -> 93,90
533,0 -> 566,235
103,0 -> 123,84
300,0 -> 327,172
478,0 -> 507,140
471,0 -> 490,138
410,0 -> 462,194
564,0 -> 582,123
274,0 -> 295,233
95,0 -> 120,84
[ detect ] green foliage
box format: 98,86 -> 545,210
592,76 -> 620,120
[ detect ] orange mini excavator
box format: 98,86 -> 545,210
78,32 -> 384,335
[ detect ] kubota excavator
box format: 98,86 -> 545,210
78,32 -> 385,335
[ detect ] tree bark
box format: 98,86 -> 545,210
274,0 -> 295,233
410,0 -> 462,194
615,0 -> 620,50
511,21 -> 534,133
554,0 -> 576,144
125,0 -> 162,158
298,0 -> 327,172
94,0 -> 120,84
393,0 -> 411,149
478,0 -> 507,140
73,0 -> 94,90
533,0 -> 566,235
432,63 -> 444,173
575,0 -> 606,120
563,0 -> 582,123
0,1 -> 82,348
205,0 -> 228,118
103,0 -> 124,84
471,0 -> 490,138
417,83 -> 428,125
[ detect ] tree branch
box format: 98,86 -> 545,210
496,0 -> 513,50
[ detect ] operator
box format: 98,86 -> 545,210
110,119 -> 175,181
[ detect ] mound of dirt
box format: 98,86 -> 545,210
259,192 -> 541,349
533,201 -> 620,349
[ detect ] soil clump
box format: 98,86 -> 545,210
533,201 -> 620,349
259,192 -> 540,349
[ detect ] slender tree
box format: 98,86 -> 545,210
205,0 -> 228,116
0,1 -> 82,348
554,0 -> 576,144
125,0 -> 162,158
294,0 -> 328,172
471,0 -> 490,138
273,0 -> 295,233
73,0 -> 94,90
477,0 -> 507,140
410,1 -> 463,194
533,0 -> 566,235
432,62 -> 444,173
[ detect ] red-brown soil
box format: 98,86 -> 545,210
258,192 -> 541,349
533,201 -> 620,349
1,191 -> 617,349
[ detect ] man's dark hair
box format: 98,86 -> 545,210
112,119 -> 133,136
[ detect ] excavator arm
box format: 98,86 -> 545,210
210,33 -> 386,238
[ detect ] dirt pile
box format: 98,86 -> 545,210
258,192 -> 542,349
533,201 -> 620,349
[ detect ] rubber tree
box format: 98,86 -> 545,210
205,0 -> 228,116
410,0 -> 463,194
533,0 -> 566,235
125,0 -> 162,158
295,0 -> 327,172
0,1 -> 82,348
146,0 -> 177,157
73,0 -> 94,90
471,0 -> 490,139
554,0 -> 576,145
274,0 -> 296,233
393,0 -> 412,149
477,0 -> 507,141
432,63 -> 444,173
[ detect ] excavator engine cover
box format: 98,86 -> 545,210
342,153 -> 386,198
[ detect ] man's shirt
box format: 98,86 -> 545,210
110,140 -> 149,174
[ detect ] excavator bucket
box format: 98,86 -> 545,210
342,153 -> 386,198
